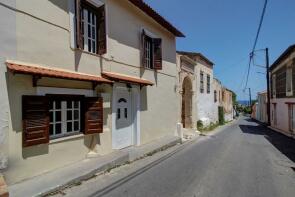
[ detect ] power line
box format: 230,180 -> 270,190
244,0 -> 268,89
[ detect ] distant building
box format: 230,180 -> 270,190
222,88 -> 234,122
251,91 -> 268,123
270,44 -> 295,138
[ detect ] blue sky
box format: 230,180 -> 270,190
144,0 -> 295,100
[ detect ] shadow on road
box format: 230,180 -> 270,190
239,119 -> 295,163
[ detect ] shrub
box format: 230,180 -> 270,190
218,106 -> 225,125
197,120 -> 204,130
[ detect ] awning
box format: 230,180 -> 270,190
6,61 -> 113,85
102,71 -> 154,86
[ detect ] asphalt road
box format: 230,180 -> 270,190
58,117 -> 295,197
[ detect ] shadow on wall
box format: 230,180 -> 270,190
48,0 -> 68,12
239,120 -> 295,163
140,86 -> 148,111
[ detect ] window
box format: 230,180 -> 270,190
272,74 -> 276,98
142,30 -> 162,70
286,66 -> 293,96
288,104 -> 295,133
76,1 -> 106,55
200,71 -> 204,93
207,74 -> 211,93
214,90 -> 217,103
49,100 -> 81,138
22,95 -> 103,147
81,8 -> 97,53
144,35 -> 153,69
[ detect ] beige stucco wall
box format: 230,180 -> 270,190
2,0 -> 179,184
5,73 -> 113,184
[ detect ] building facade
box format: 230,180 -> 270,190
213,78 -> 223,123
254,91 -> 268,123
221,88 -> 234,122
270,44 -> 295,138
0,0 -> 184,184
176,51 -> 216,127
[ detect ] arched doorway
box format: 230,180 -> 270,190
182,77 -> 193,128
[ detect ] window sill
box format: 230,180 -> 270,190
72,48 -> 104,58
50,133 -> 84,144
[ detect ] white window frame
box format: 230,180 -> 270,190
82,8 -> 97,54
286,66 -> 293,96
145,36 -> 153,69
49,100 -> 81,139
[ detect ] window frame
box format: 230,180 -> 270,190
144,35 -> 154,69
47,95 -> 84,140
214,90 -> 217,103
286,66 -> 293,96
272,74 -> 276,98
207,74 -> 211,94
80,2 -> 99,54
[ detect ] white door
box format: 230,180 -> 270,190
113,89 -> 133,149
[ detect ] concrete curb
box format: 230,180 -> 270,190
9,136 -> 181,197
9,152 -> 129,197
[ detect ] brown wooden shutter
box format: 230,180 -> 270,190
141,30 -> 147,68
76,0 -> 83,49
97,5 -> 107,55
153,38 -> 162,70
22,96 -> 49,147
84,97 -> 103,134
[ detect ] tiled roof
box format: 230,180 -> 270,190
127,0 -> 185,37
102,71 -> 154,86
6,61 -> 113,84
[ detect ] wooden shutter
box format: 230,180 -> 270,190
141,30 -> 147,68
153,38 -> 162,70
75,0 -> 83,49
97,5 -> 107,55
22,96 -> 49,147
84,97 -> 103,134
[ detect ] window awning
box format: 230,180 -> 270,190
6,61 -> 113,84
102,71 -> 154,86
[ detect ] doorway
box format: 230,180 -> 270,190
181,77 -> 193,128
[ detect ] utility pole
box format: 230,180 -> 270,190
266,48 -> 271,125
249,88 -> 252,107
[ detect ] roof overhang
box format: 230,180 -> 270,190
270,44 -> 295,71
127,0 -> 185,37
6,60 -> 113,88
102,71 -> 154,86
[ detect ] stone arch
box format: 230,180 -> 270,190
181,76 -> 193,128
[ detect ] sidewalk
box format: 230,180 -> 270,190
8,136 -> 181,197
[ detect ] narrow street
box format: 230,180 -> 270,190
57,117 -> 295,197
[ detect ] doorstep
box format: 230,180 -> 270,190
8,151 -> 129,197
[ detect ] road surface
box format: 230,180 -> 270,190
56,117 -> 295,197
